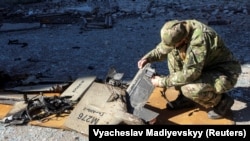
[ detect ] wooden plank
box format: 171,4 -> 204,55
29,113 -> 70,129
0,104 -> 13,119
146,87 -> 235,125
60,75 -> 96,102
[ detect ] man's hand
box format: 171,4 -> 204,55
151,75 -> 163,87
138,58 -> 148,69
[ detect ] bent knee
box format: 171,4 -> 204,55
214,75 -> 235,93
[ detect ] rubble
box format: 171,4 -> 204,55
0,23 -> 40,32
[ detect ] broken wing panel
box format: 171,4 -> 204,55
128,74 -> 153,108
126,63 -> 159,122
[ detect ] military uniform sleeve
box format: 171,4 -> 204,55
159,29 -> 207,87
142,42 -> 173,62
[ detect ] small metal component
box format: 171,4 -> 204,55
145,66 -> 156,78
105,67 -> 124,87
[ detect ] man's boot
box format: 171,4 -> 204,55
166,94 -> 195,110
208,93 -> 234,119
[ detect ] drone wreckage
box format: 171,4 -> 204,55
0,63 -> 159,133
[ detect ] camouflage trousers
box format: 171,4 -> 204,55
167,51 -> 240,108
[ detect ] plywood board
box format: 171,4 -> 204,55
29,113 -> 70,129
146,87 -> 235,125
0,104 -> 13,119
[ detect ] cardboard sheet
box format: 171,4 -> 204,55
146,87 -> 235,125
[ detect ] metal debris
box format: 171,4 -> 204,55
8,39 -> 28,47
4,83 -> 69,93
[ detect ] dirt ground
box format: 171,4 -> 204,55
0,0 -> 250,140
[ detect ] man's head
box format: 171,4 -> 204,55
159,20 -> 187,48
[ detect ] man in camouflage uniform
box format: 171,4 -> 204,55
137,19 -> 242,119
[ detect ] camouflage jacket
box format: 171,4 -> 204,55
142,19 -> 242,87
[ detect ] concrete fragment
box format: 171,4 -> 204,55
0,23 -> 40,32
